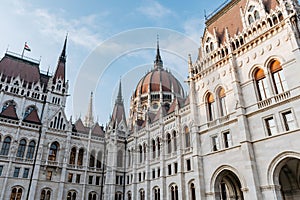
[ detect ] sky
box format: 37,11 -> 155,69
0,0 -> 227,125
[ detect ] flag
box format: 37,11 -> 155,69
24,43 -> 31,52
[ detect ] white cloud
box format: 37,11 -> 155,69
137,1 -> 173,19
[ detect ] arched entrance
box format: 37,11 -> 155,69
214,170 -> 244,200
275,158 -> 300,199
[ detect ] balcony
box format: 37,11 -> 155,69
257,91 -> 291,109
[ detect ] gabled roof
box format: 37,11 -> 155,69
0,54 -> 41,84
53,36 -> 67,83
0,105 -> 18,120
92,122 -> 105,137
73,118 -> 89,133
23,109 -> 41,124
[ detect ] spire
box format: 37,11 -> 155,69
116,79 -> 123,104
154,35 -> 163,69
84,91 -> 94,127
60,34 -> 67,62
53,35 -> 67,83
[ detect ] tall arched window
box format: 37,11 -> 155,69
254,68 -> 270,100
69,147 -> 76,165
67,190 -> 77,200
48,142 -> 59,161
40,189 -> 51,200
127,191 -> 132,200
254,10 -> 260,20
184,127 -> 190,148
88,192 -> 97,200
248,15 -> 254,24
140,189 -> 145,200
128,149 -> 131,167
16,139 -> 26,158
206,93 -> 215,121
77,148 -> 84,166
170,185 -> 178,200
115,192 -> 122,200
97,151 -> 102,168
117,150 -> 123,167
154,187 -> 160,200
1,136 -> 11,155
26,140 -> 35,159
143,143 -> 147,162
157,138 -> 161,157
139,145 -> 143,163
152,139 -> 156,159
167,133 -> 172,154
172,131 -> 177,152
218,87 -> 226,117
270,60 -> 287,94
89,150 -> 95,167
190,183 -> 196,200
9,187 -> 23,200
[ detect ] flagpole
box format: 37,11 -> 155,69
21,42 -> 26,58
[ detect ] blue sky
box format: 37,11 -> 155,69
0,0 -> 226,124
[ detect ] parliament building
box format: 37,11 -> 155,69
1,0 -> 300,199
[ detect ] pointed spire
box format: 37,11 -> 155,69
116,79 -> 123,104
60,34 -> 67,62
154,35 -> 163,69
84,91 -> 94,127
53,35 -> 67,83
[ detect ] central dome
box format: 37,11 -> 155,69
134,67 -> 184,98
129,40 -> 185,126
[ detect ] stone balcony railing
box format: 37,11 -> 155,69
257,91 -> 291,109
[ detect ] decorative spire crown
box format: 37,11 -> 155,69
116,80 -> 123,104
60,34 -> 67,62
154,35 -> 163,69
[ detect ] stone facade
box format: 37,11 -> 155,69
1,0 -> 300,200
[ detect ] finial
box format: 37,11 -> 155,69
154,34 -> 163,69
116,79 -> 123,104
84,91 -> 94,127
60,33 -> 68,61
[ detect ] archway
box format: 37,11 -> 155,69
275,158 -> 300,199
214,170 -> 244,200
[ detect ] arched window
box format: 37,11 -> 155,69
1,136 -> 11,155
23,105 -> 37,119
143,143 -> 147,162
172,131 -> 177,152
152,139 -> 156,159
40,188 -> 51,200
69,147 -> 76,165
140,189 -> 145,200
127,191 -> 132,200
206,93 -> 215,121
254,68 -> 270,100
117,150 -> 123,167
88,192 -> 97,200
167,133 -> 172,154
254,10 -> 260,20
128,149 -> 131,167
2,100 -> 16,112
10,187 -> 23,200
184,127 -> 191,148
190,183 -> 196,200
139,145 -> 143,163
170,185 -> 178,200
96,151 -> 102,168
154,187 -> 160,200
218,87 -> 226,117
77,148 -> 84,166
67,190 -> 77,200
89,150 -> 95,167
270,60 -> 287,94
48,142 -> 59,161
16,139 -> 26,158
26,140 -> 35,159
115,192 -> 122,200
248,15 -> 254,24
157,138 -> 161,157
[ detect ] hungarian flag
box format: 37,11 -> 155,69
24,43 -> 31,51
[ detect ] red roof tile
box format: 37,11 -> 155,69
0,105 -> 18,120
23,109 -> 41,124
